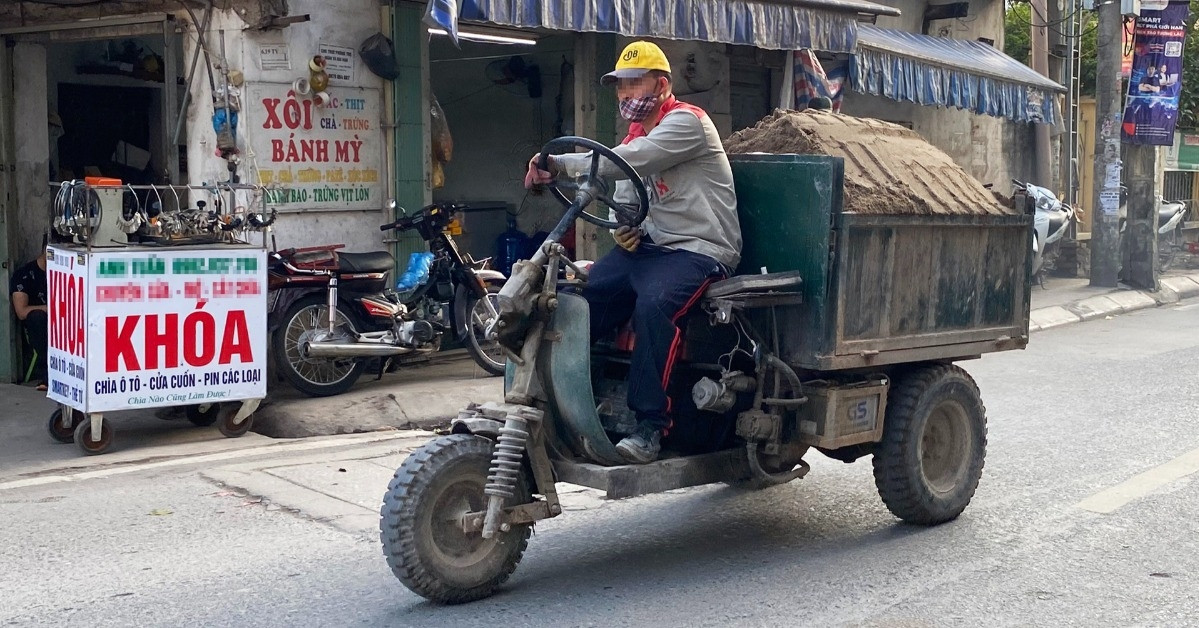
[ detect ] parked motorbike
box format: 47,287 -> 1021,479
1012,179 -> 1077,283
268,202 -> 506,397
1118,192 -> 1190,272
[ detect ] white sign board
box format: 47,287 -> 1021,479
259,43 -> 292,71
319,43 -> 356,83
247,83 -> 384,211
46,246 -> 268,413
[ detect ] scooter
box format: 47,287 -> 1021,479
1119,193 -> 1190,272
1012,179 -> 1077,283
268,202 -> 506,397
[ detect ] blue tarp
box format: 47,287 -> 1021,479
851,25 -> 1065,125
458,0 -> 899,54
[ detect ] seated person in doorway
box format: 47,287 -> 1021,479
525,41 -> 742,464
11,238 -> 49,391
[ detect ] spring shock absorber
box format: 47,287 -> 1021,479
481,415 -> 530,538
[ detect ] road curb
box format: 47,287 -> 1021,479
1030,271 -> 1199,333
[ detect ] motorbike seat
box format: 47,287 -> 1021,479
338,251 -> 395,273
704,271 -> 804,299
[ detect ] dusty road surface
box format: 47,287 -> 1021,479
2,303 -> 1198,627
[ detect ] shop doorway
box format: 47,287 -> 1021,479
427,32 -> 577,274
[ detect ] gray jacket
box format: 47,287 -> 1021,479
554,98 -> 742,268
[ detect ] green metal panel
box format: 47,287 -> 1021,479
391,4 -> 430,266
731,154 -> 841,363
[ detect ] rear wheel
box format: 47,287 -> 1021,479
272,295 -> 366,397
186,403 -> 220,427
380,434 -> 531,604
1159,230 -> 1178,272
462,285 -> 505,376
47,407 -> 83,443
872,364 -> 987,525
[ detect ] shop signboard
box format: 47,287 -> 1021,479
1165,132 -> 1199,171
248,84 -> 385,211
1120,0 -> 1191,145
45,247 -> 267,413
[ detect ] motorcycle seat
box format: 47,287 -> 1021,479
338,251 -> 395,273
704,271 -> 804,299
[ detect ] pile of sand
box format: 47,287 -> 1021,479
724,110 -> 1015,216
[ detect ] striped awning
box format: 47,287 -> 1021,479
851,25 -> 1065,124
458,0 -> 902,54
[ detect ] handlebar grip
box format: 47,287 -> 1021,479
380,222 -> 395,231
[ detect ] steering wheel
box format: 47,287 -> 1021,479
538,136 -> 650,230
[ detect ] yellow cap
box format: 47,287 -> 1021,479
601,41 -> 671,85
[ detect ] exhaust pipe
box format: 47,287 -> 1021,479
304,341 -> 416,358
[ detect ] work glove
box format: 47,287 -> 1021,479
613,225 -> 640,252
524,153 -> 555,189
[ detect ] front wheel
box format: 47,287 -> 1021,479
272,295 -> 366,397
872,364 -> 987,525
380,434 -> 532,604
461,285 -> 505,376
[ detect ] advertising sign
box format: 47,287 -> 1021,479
318,43 -> 356,83
46,247 -> 268,413
1121,0 -> 1191,145
248,84 -> 384,211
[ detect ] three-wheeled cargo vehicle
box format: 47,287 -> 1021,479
379,137 -> 1032,604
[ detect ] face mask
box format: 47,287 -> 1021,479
619,94 -> 659,122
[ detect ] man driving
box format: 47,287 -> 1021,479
525,41 -> 742,464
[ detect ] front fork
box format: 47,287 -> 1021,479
458,403 -> 562,538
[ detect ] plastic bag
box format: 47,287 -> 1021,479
430,95 -> 453,190
360,33 -> 400,80
395,252 -> 435,291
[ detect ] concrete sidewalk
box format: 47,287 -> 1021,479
1028,271 -> 1199,332
201,436 -> 610,538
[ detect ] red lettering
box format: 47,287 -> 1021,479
315,140 -> 329,162
301,98 -> 314,130
105,315 -> 141,372
286,136 -> 300,162
334,140 -> 350,163
66,274 -> 78,356
300,140 -> 314,162
143,313 -> 179,370
183,310 -> 216,367
283,97 -> 302,129
261,98 -> 283,129
272,139 -> 284,162
219,310 -> 254,364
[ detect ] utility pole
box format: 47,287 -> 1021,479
1123,144 -> 1159,289
1030,0 -> 1055,187
1090,0 -> 1123,287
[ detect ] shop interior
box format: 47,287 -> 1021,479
46,35 -> 183,186
427,29 -> 578,274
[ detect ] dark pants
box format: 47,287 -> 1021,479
585,244 -> 724,432
23,309 -> 48,383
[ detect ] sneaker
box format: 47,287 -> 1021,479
615,425 -> 662,464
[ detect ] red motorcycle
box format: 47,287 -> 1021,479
268,202 -> 506,397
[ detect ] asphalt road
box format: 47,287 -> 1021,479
3,303 -> 1198,627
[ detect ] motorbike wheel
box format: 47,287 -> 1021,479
1159,231 -> 1178,272
272,295 -> 366,397
462,285 -> 506,376
380,434 -> 532,604
872,364 -> 987,525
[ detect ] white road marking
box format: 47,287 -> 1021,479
0,432 -> 422,492
1076,446 -> 1199,514
1175,303 -> 1199,311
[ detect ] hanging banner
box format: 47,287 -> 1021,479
1121,0 -> 1191,145
423,0 -> 460,47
